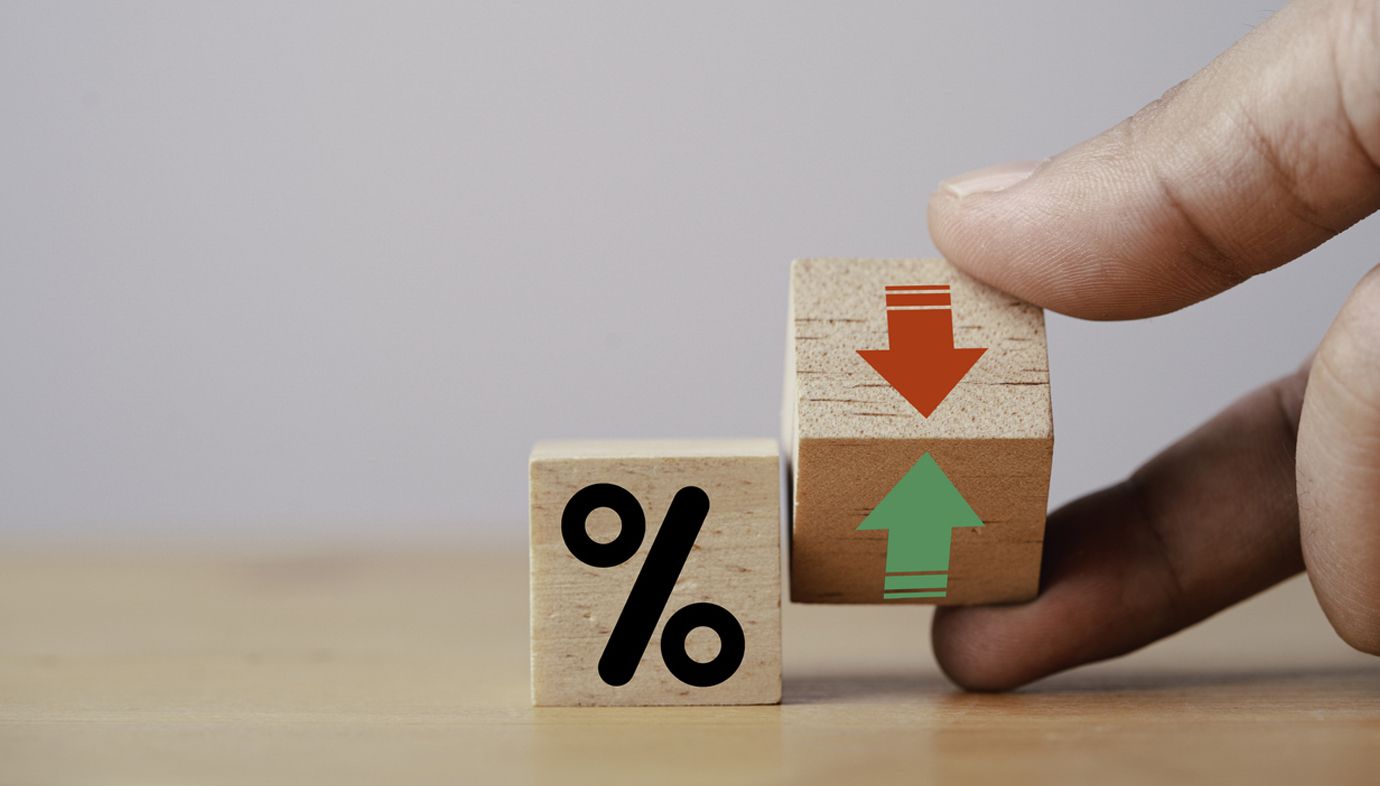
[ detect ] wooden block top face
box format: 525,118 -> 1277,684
530,440 -> 781,706
788,258 -> 1051,442
532,439 -> 779,461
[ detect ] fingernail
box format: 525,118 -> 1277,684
939,160 -> 1042,198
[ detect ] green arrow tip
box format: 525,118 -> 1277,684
858,453 -> 982,577
858,452 -> 982,533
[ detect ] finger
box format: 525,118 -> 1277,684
1298,263 -> 1380,654
928,0 -> 1380,320
932,367 -> 1308,690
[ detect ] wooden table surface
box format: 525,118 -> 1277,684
1,544 -> 1377,785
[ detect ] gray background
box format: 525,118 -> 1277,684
2,1 -> 1375,544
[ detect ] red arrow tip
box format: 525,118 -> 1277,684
858,286 -> 987,417
858,346 -> 986,417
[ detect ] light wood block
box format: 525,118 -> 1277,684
784,258 -> 1053,605
529,439 -> 781,706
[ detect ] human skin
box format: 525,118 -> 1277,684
926,0 -> 1380,690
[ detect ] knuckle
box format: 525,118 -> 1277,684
1118,475 -> 1187,619
1148,161 -> 1253,289
1112,114 -> 1253,294
1234,107 -> 1346,236
1119,102 -> 1261,290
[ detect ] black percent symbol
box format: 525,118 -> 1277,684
561,483 -> 746,688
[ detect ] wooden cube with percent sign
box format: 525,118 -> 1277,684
529,439 -> 781,706
784,258 -> 1053,605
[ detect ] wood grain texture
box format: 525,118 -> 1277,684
1,547 -> 1376,786
530,439 -> 781,706
786,258 -> 1053,605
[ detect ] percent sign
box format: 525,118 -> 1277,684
561,483 -> 746,688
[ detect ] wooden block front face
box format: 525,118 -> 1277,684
785,259 -> 1053,605
530,440 -> 781,706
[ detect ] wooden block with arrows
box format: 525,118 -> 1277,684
530,439 -> 782,706
784,258 -> 1053,605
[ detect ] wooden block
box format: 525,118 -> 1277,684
529,439 -> 781,706
784,258 -> 1053,605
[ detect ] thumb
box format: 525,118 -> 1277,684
1297,262 -> 1380,654
928,0 -> 1380,320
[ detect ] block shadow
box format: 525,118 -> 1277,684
782,663 -> 1380,705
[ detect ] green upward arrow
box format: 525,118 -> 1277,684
858,452 -> 983,577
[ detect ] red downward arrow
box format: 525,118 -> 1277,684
857,285 -> 986,418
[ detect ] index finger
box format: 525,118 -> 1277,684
928,0 -> 1380,320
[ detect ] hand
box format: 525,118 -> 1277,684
926,0 -> 1380,690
